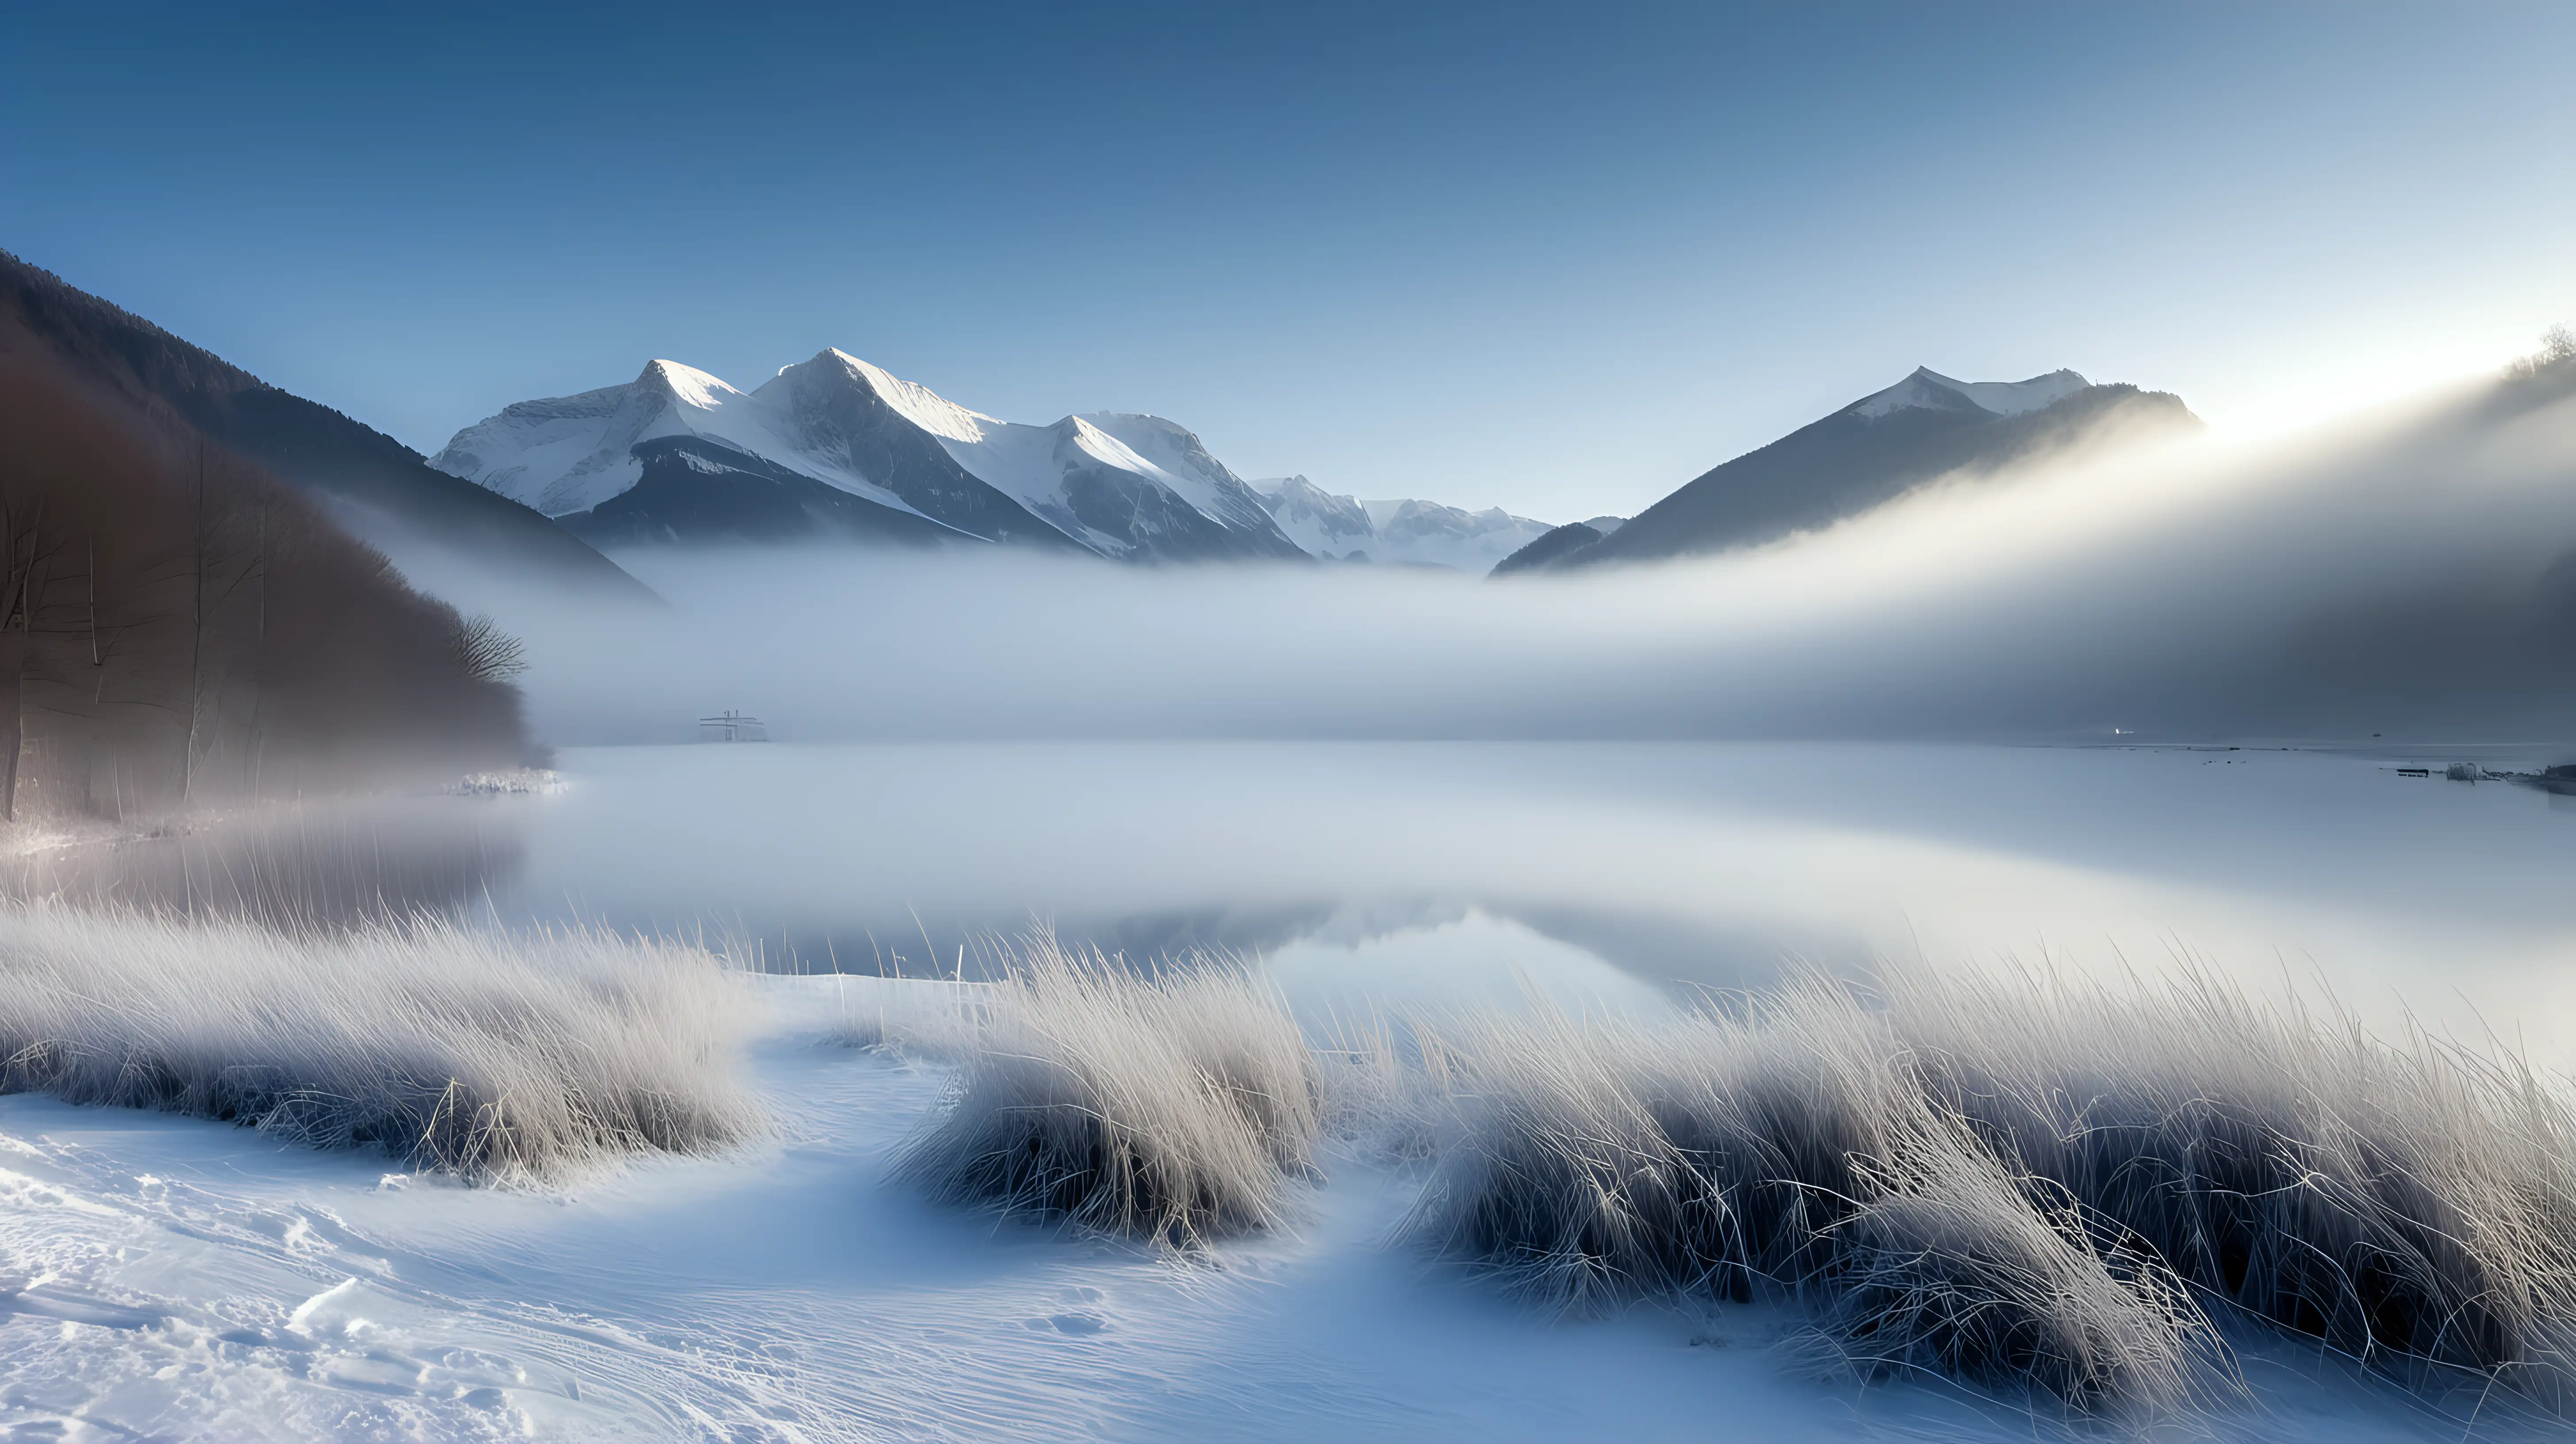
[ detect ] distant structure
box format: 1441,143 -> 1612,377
698,709 -> 768,742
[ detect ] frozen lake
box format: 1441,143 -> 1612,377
485,740 -> 2576,1062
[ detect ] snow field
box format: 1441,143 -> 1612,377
7,905 -> 2576,1434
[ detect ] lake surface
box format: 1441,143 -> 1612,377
469,740 -> 2576,1063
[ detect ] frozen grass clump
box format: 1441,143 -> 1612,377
1889,965 -> 2576,1407
1399,964 -> 2576,1414
1819,1117 -> 2212,1409
1397,983 -> 2217,1414
0,903 -> 764,1183
893,935 -> 1319,1249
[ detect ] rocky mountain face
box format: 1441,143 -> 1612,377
1490,520 -> 1611,576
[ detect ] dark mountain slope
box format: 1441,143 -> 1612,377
565,436 -> 968,548
0,250 -> 653,601
0,324 -> 530,818
1529,373 -> 2200,572
1490,521 -> 1607,577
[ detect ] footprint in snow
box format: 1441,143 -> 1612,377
1025,1312 -> 1106,1335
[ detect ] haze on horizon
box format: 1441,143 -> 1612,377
7,1 -> 2572,522
436,365 -> 2573,753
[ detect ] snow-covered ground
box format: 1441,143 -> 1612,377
6,741 -> 2576,1440
4,966 -> 2560,1443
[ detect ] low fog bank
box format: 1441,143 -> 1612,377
464,368 -> 2576,748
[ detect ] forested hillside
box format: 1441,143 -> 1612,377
0,329 -> 529,821
0,250 -> 652,602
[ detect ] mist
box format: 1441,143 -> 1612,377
448,367 -> 2576,751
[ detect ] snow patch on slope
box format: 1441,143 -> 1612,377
829,350 -> 993,443
432,360 -> 734,516
1079,413 -> 1279,534
937,415 -> 1127,552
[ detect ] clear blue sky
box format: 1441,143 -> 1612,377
6,2 -> 2571,518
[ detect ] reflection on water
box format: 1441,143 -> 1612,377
1267,911 -> 1677,1019
38,745 -> 2537,1061
468,741 -> 2576,1062
1,795 -> 525,928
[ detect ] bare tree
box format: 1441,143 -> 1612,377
2506,323 -> 2576,379
0,495 -> 52,820
450,613 -> 529,685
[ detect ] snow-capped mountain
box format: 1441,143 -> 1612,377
1248,478 -> 1556,573
1361,498 -> 1558,572
433,353 -> 1307,563
1250,476 -> 1375,558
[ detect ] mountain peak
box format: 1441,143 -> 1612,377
1853,367 -> 2089,420
634,359 -> 741,409
779,349 -> 992,442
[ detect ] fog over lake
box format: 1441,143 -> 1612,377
432,738 -> 2576,1065
385,379 -> 2576,1070
439,376 -> 2576,755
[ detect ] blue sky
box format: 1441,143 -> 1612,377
6,2 -> 2572,518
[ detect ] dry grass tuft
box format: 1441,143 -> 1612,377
0,903 -> 764,1182
892,934 -> 1319,1249
1397,964 -> 2576,1415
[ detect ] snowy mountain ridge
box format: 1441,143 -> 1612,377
434,357 -> 930,522
434,353 -> 1307,562
437,355 -> 1560,568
